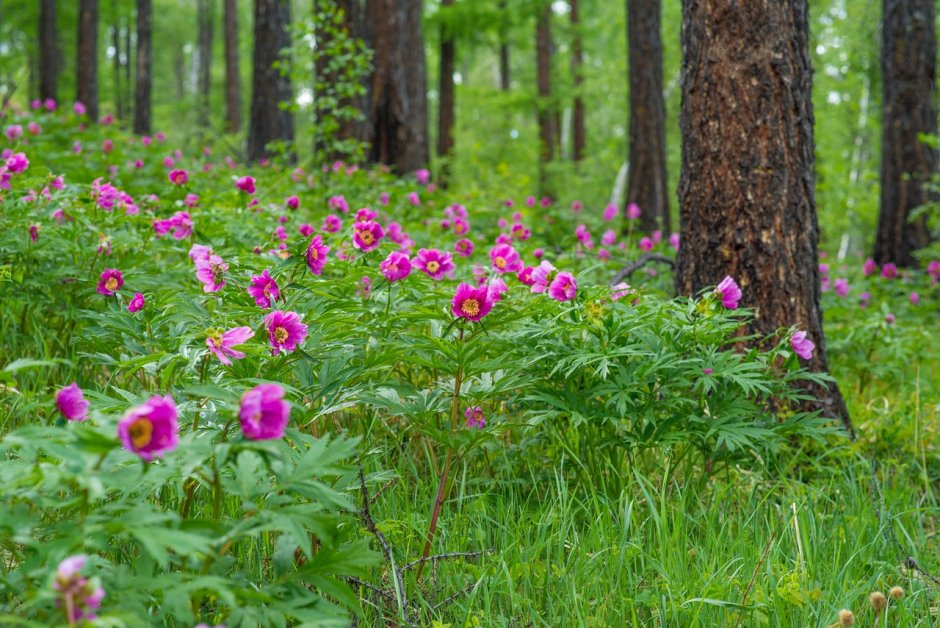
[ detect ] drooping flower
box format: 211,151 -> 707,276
239,383 -> 291,440
715,276 -> 742,309
414,248 -> 454,280
452,283 -> 493,321
235,175 -> 256,194
465,406 -> 486,429
53,555 -> 105,624
790,330 -> 815,360
206,326 -> 255,365
117,395 -> 179,461
264,310 -> 307,355
305,235 -> 330,275
352,220 -> 385,252
168,169 -> 188,185
359,275 -> 372,299
380,251 -> 412,282
195,254 -> 228,292
96,268 -> 124,296
247,270 -> 279,308
55,383 -> 89,421
548,272 -> 577,302
530,261 -> 557,294
127,292 -> 145,313
489,243 -> 523,274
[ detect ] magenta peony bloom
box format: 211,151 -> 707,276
352,220 -> 385,252
235,175 -> 256,194
601,229 -> 617,246
153,211 -> 192,240
611,282 -> 635,302
715,276 -> 742,309
452,283 -> 493,321
790,330 -> 815,360
465,406 -> 486,429
489,243 -> 523,274
55,383 -> 89,421
928,260 -> 940,283
168,169 -> 188,185
264,310 -> 307,355
247,269 -> 279,308
530,260 -> 557,294
195,254 -> 228,292
626,203 -> 641,220
862,258 -> 878,276
305,235 -> 330,275
910,291 -> 920,305
356,207 -> 378,222
414,248 -> 454,280
285,195 -> 299,209
127,292 -> 145,313
603,203 -> 618,221
639,237 -> 654,252
885,313 -> 896,324
518,266 -> 535,286
380,251 -> 412,281
487,277 -> 508,302
322,214 -> 342,233
28,224 -> 39,242
53,555 -> 104,624
548,272 -> 577,302
408,191 -> 421,206
328,195 -> 350,213
118,395 -> 179,461
96,268 -> 124,296
511,223 -> 531,241
454,238 -> 474,257
239,383 -> 291,440
206,326 -> 254,365
669,232 -> 680,251
416,168 -> 431,184
834,278 -> 849,297
189,244 -> 212,265
881,263 -> 898,279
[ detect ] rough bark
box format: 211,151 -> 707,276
570,0 -> 585,162
536,2 -> 554,190
364,0 -> 428,174
224,0 -> 241,132
437,0 -> 455,179
874,0 -> 936,266
247,0 -> 294,162
76,0 -> 99,120
197,0 -> 214,128
39,0 -> 59,102
675,0 -> 851,432
627,0 -> 669,234
499,0 -> 510,91
111,0 -> 123,119
134,0 -> 151,134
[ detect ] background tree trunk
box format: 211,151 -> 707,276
76,0 -> 99,120
675,0 -> 851,432
197,0 -> 214,128
499,0 -> 510,91
570,0 -> 585,162
874,0 -> 936,266
111,0 -> 123,119
38,0 -> 59,102
248,0 -> 294,162
134,0 -> 151,134
536,2 -> 554,192
626,0 -> 669,234
437,0 -> 455,181
365,0 -> 428,174
223,0 -> 241,132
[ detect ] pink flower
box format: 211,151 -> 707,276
862,258 -> 878,276
195,255 -> 228,292
408,191 -> 421,206
379,191 -> 390,205
669,232 -> 680,251
235,175 -> 256,194
240,383 -> 291,440
360,275 -> 372,299
127,292 -> 145,313
603,203 -> 618,221
189,244 -> 212,265
5,152 -> 29,174
452,283 -> 493,321
487,277 -> 508,302
299,223 -> 314,237
356,207 -> 377,221
305,235 -> 330,275
611,282 -> 635,302
184,193 -> 199,208
247,270 -> 280,308
834,278 -> 850,297
53,555 -> 104,623
454,238 -> 474,257
881,263 -> 898,279
885,313 -> 896,324
206,326 -> 255,365
380,251 -> 412,281
548,272 -> 577,302
328,195 -> 349,213
264,310 -> 307,355
465,406 -> 486,429
526,195 -> 536,207
715,276 -> 742,309
928,260 -> 940,283
27,122 -> 41,135
352,220 -> 385,252
96,268 -> 124,295
639,237 -> 654,252
416,168 -> 431,184
530,261 -> 557,293
28,224 -> 39,241
55,383 -> 89,421
168,169 -> 188,185
283,195 -> 299,209
601,229 -> 617,246
453,218 -> 470,235
790,330 -> 815,360
153,211 -> 193,239
118,395 -> 179,461
518,266 -> 535,286
626,203 -> 641,220
322,214 -> 342,233
415,248 -> 454,280
910,291 -> 920,305
102,139 -> 113,153
489,244 -> 523,274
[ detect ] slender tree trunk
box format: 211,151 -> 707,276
874,0 -> 936,266
123,11 -> 131,107
437,0 -> 455,181
224,0 -> 241,132
134,0 -> 151,134
333,0 -> 372,151
675,0 -> 851,432
38,0 -> 59,102
76,0 -> 99,120
197,0 -> 214,128
536,2 -> 554,192
626,0 -> 669,234
365,0 -> 428,173
111,0 -> 123,119
248,0 -> 294,162
570,0 -> 585,162
499,0 -> 510,91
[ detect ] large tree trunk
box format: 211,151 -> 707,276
437,0 -> 455,180
333,0 -> 372,151
874,0 -> 936,266
224,0 -> 241,132
675,0 -> 851,432
248,0 -> 294,162
626,0 -> 669,234
38,0 -> 59,102
76,0 -> 99,120
134,0 -> 151,134
197,0 -> 214,128
536,3 -> 554,192
570,0 -> 585,162
365,0 -> 428,174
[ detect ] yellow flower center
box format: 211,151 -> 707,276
263,283 -> 273,298
426,261 -> 440,273
309,247 -> 318,260
129,418 -> 153,448
358,230 -> 374,245
105,277 -> 119,291
274,326 -> 289,343
461,298 -> 480,316
494,256 -> 507,269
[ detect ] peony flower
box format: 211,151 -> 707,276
96,268 -> 124,296
790,330 -> 815,360
127,292 -> 145,313
206,326 -> 254,365
235,175 -> 256,194
6,152 -> 29,174
530,260 -> 557,294
247,269 -> 279,308
611,282 -> 635,302
407,191 -> 420,206
416,168 -> 430,184
53,555 -> 105,624
603,203 -> 618,221
189,243 -> 212,265
928,260 -> 940,283
517,266 -> 535,286
356,207 -> 377,221
910,291 -> 920,305
489,244 -> 523,274
322,214 -> 342,233
487,277 -> 508,302
454,238 -> 474,257
626,203 -> 641,220
239,383 -> 291,440
153,211 -> 193,240
548,272 -> 577,302
264,310 -> 307,355
328,195 -> 349,213
168,169 -> 188,185
669,233 -> 680,251
452,283 -> 493,321
195,254 -> 228,292
862,258 -> 878,276
55,383 -> 89,421
834,278 -> 849,297
881,263 -> 898,279
414,248 -> 454,280
601,229 -> 617,246
715,276 -> 742,309
639,237 -> 654,252
465,406 -> 486,429
380,251 -> 412,281
305,235 -> 330,275
118,395 -> 179,461
352,220 -> 384,252
511,223 -> 531,241
285,195 -> 299,209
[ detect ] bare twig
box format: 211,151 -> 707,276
344,576 -> 396,604
734,533 -> 774,628
431,582 -> 479,611
610,253 -> 675,285
401,550 -> 490,573
358,466 -> 409,620
370,477 -> 398,505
